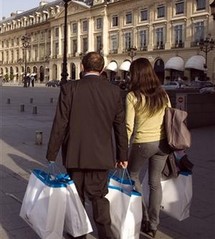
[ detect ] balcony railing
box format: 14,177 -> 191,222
68,52 -> 77,57
154,43 -> 165,50
139,46 -> 148,51
172,42 -> 184,48
191,41 -> 200,47
109,49 -> 118,54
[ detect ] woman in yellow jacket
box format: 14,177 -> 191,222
126,58 -> 171,238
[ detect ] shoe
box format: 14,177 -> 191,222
146,229 -> 157,238
141,220 -> 150,233
141,222 -> 157,238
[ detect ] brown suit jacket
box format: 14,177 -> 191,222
46,75 -> 128,169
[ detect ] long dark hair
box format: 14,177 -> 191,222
129,57 -> 168,117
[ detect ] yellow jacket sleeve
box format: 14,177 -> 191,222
125,92 -> 136,144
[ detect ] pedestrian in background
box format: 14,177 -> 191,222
31,75 -> 35,87
46,52 -> 128,239
27,75 -> 31,87
125,58 -> 171,238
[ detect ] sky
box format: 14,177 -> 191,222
0,0 -> 53,19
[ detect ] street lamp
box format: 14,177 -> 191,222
21,34 -> 30,87
210,0 -> 215,20
199,35 -> 215,79
45,55 -> 50,82
127,47 -> 137,61
61,0 -> 71,85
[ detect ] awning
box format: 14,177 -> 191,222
119,60 -> 131,71
106,61 -> 118,72
185,55 -> 205,71
165,56 -> 184,71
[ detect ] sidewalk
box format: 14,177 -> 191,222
0,85 -> 215,239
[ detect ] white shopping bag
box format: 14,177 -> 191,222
106,172 -> 142,239
20,169 -> 67,239
20,169 -> 93,239
64,181 -> 93,237
142,171 -> 192,221
160,172 -> 192,221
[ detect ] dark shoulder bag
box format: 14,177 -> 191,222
164,107 -> 191,151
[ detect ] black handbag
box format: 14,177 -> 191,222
177,154 -> 194,173
162,152 -> 179,180
162,152 -> 194,180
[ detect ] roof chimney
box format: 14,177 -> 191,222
40,1 -> 48,6
10,12 -> 16,17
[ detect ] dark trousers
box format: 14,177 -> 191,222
128,139 -> 170,230
67,169 -> 114,239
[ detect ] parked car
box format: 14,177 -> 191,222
200,87 -> 215,94
162,81 -> 180,90
46,80 -> 60,87
189,81 -> 214,89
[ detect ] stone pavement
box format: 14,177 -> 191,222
0,85 -> 215,239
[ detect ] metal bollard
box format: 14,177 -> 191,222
35,131 -> 43,145
33,106 -> 37,114
7,98 -> 11,104
30,98 -> 33,103
50,98 -> 53,103
20,104 -> 25,112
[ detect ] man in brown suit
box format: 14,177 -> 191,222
46,52 -> 128,239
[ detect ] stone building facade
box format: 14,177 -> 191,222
0,0 -> 214,84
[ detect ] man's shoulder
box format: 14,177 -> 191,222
65,79 -> 80,87
103,81 -> 123,98
103,80 -> 121,91
60,80 -> 79,94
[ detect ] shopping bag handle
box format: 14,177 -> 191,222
48,162 -> 61,176
33,169 -> 71,187
110,168 -> 133,186
47,162 -> 71,183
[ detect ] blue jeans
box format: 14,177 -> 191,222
128,139 -> 170,230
